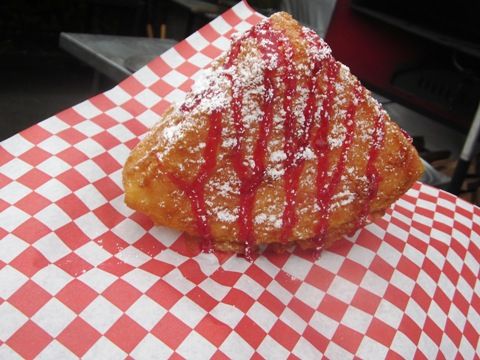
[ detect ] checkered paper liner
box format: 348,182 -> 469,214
1,1 -> 479,358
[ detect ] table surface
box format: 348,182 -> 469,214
1,2 -> 479,359
60,33 -> 177,82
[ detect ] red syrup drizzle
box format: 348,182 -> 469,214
158,104 -> 223,253
354,112 -> 385,228
278,37 -> 300,243
224,21 -> 285,260
279,35 -> 329,243
312,63 -> 364,251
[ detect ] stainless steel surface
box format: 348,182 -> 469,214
60,33 -> 177,82
460,101 -> 480,162
124,55 -> 160,73
420,159 -> 450,188
448,101 -> 480,193
383,102 -> 465,159
281,0 -> 337,37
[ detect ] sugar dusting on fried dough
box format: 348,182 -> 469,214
123,12 -> 423,256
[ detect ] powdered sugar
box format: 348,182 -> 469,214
221,137 -> 237,149
270,150 -> 287,162
328,122 -> 346,149
301,147 -> 315,160
301,27 -> 332,62
163,123 -> 185,142
216,208 -> 238,223
267,167 -> 285,180
330,190 -> 356,210
254,213 -> 283,229
182,67 -> 231,115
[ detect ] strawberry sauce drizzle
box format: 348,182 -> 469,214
225,22 -> 284,260
355,112 -> 385,228
278,37 -> 300,243
279,31 -> 333,243
159,109 -> 223,252
312,64 -> 363,250
311,60 -> 340,248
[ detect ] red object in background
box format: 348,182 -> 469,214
325,0 -> 478,132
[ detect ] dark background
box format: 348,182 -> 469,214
0,0 -> 221,140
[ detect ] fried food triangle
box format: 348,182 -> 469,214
123,12 -> 423,258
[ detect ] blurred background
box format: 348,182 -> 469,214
1,0 -> 479,202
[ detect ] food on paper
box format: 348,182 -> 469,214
123,12 -> 423,259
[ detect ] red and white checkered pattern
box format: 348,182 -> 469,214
1,1 -> 479,358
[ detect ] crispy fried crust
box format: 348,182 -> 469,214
123,12 -> 423,254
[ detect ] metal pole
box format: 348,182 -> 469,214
448,101 -> 480,194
